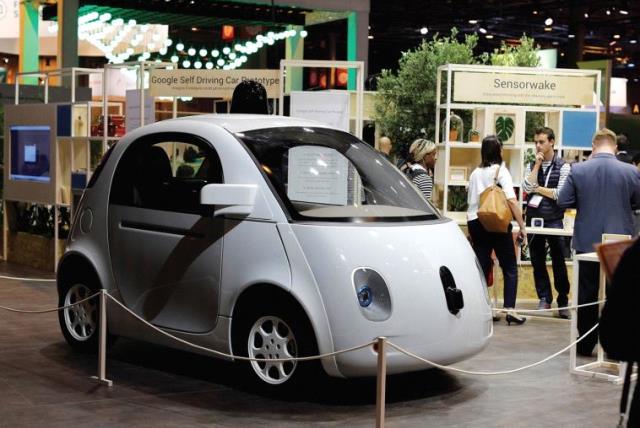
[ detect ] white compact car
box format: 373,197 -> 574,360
57,114 -> 492,386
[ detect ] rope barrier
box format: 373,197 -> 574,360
0,274 -> 56,282
0,288 -> 610,374
0,291 -> 100,313
106,293 -> 375,363
492,300 -> 606,314
386,322 -> 599,376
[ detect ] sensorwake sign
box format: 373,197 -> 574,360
453,71 -> 596,106
148,69 -> 280,98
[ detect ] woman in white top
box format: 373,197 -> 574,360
404,139 -> 437,200
467,135 -> 527,325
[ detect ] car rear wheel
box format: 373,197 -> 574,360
58,273 -> 113,352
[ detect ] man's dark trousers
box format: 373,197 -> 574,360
527,219 -> 570,306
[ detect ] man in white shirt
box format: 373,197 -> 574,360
522,127 -> 571,318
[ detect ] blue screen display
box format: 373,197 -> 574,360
10,126 -> 51,183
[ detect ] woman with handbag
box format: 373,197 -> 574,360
466,135 -> 527,325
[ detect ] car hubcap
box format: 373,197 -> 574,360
63,284 -> 98,342
248,316 -> 298,385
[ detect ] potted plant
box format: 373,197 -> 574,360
443,113 -> 463,142
468,129 -> 480,142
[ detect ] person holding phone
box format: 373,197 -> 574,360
522,127 -> 572,318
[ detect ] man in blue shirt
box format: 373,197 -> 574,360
558,128 -> 640,357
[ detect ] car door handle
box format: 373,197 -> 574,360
120,221 -> 205,238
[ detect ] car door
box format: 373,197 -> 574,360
107,132 -> 224,333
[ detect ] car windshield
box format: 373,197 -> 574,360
239,127 -> 440,222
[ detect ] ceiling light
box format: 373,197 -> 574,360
545,17 -> 553,26
552,41 -> 559,45
568,34 -> 575,38
191,27 -> 198,31
631,40 -> 638,44
368,35 -> 374,39
614,34 -> 621,39
609,40 -> 617,46
300,30 -> 308,38
485,34 -> 494,39
479,27 -> 487,34
544,27 -> 552,32
584,13 -> 589,18
420,27 -> 428,35
468,19 -> 478,24
606,9 -> 611,15
629,63 -> 636,68
620,10 -> 628,15
532,10 -> 538,15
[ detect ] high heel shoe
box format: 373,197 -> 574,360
505,309 -> 526,326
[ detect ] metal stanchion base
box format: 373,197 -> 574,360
90,375 -> 113,387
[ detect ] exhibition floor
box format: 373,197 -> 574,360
0,261 -> 624,427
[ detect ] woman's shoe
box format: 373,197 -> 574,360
505,309 -> 526,326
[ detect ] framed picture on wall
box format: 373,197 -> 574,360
494,112 -> 516,145
449,166 -> 468,182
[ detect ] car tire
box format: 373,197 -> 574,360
233,302 -> 319,388
58,270 -> 114,353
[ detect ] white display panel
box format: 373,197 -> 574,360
290,91 -> 350,132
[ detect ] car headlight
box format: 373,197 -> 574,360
352,268 -> 392,321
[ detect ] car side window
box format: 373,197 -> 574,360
109,133 -> 223,215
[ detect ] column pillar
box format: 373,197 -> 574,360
347,11 -> 368,90
58,0 -> 79,73
285,25 -> 304,93
19,0 -> 40,84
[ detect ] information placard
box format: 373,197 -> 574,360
149,69 -> 280,98
287,146 -> 349,206
290,91 -> 350,131
453,71 -> 596,106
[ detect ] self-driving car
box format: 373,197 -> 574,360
57,114 -> 492,386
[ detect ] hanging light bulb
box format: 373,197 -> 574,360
187,47 -> 196,56
300,30 -> 308,38
182,59 -> 191,68
217,58 -> 225,66
176,42 -> 185,51
194,60 -> 202,69
229,52 -> 236,60
165,38 -> 173,47
205,61 -> 214,69
211,49 -> 219,57
223,46 -> 231,55
199,48 -> 207,57
159,47 -> 168,55
170,55 -> 179,63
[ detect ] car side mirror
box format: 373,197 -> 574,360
200,183 -> 258,217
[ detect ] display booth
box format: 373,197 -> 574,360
434,64 -> 601,226
4,68 -> 108,270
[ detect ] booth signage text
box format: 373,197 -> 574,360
453,71 -> 595,106
148,69 -> 280,98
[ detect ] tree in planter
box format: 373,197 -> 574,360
489,35 -> 540,67
374,29 -> 480,157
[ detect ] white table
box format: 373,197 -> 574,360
569,251 -> 636,384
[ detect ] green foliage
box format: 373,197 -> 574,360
374,31 -> 540,157
447,186 -> 468,212
15,203 -> 70,239
525,112 -> 546,142
490,35 -> 540,67
374,29 -> 480,154
495,115 -> 515,142
524,148 -> 536,166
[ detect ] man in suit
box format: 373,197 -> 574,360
558,128 -> 640,357
616,133 -> 633,164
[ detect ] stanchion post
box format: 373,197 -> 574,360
91,290 -> 113,387
375,336 -> 387,428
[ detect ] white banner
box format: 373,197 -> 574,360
148,69 -> 280,98
453,71 -> 596,106
290,91 -> 350,132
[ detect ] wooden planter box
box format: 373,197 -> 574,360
7,231 -> 65,272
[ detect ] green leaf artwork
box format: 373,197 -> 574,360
495,115 -> 515,143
